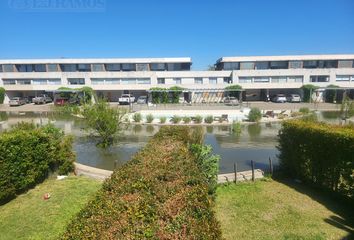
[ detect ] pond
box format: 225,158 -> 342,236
0,111 -> 345,174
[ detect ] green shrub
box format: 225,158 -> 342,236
231,121 -> 242,135
150,87 -> 168,104
299,107 -> 310,114
183,116 -> 191,124
204,115 -> 214,124
0,123 -> 75,204
301,84 -> 318,103
159,116 -> 166,124
146,114 -> 154,123
0,87 -> 5,104
61,126 -> 222,239
278,120 -> 354,200
170,115 -> 181,124
248,108 -> 262,122
169,86 -> 184,103
194,115 -> 203,124
132,112 -> 142,123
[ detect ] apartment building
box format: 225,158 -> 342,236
0,54 -> 353,103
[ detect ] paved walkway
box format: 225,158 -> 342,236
74,162 -> 264,182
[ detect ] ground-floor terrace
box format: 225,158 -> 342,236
3,87 -> 354,104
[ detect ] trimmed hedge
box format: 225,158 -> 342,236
0,87 -> 5,104
62,126 -> 222,239
278,120 -> 354,200
0,123 -> 75,204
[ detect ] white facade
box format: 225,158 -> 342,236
0,55 -> 354,102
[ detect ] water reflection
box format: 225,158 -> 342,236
0,111 -> 345,174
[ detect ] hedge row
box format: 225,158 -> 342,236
278,120 -> 354,199
0,123 -> 75,204
62,126 -> 222,239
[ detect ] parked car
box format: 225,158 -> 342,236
32,94 -> 53,104
271,94 -> 287,103
224,96 -> 239,106
9,97 -> 26,106
118,94 -> 135,105
25,96 -> 35,103
287,94 -> 301,103
137,96 -> 147,104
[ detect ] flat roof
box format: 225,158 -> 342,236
217,54 -> 354,63
0,57 -> 192,64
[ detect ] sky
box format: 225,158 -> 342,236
0,0 -> 353,70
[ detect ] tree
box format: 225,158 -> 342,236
340,95 -> 354,119
169,86 -> 184,103
0,87 -> 5,104
82,98 -> 126,148
301,84 -> 318,103
225,85 -> 242,99
207,65 -> 216,71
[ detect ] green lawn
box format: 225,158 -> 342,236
215,179 -> 354,240
0,176 -> 101,240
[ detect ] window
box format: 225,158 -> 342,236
310,75 -> 329,82
173,78 -> 182,84
209,77 -> 217,84
121,78 -> 136,84
137,78 -> 151,84
91,78 -> 105,85
336,75 -> 350,81
3,64 -> 14,72
77,64 -> 91,72
68,78 -> 85,85
254,77 -> 270,83
351,76 -> 354,81
318,60 -> 337,68
3,79 -> 16,85
60,64 -> 77,72
157,78 -> 165,84
255,62 -> 269,70
136,64 -> 149,71
270,61 -> 288,69
47,64 -> 58,72
240,62 -> 254,70
105,78 -> 120,84
92,64 -> 104,72
150,63 -> 166,71
48,79 -> 61,85
271,76 -> 287,83
239,77 -> 252,83
33,79 -> 47,85
121,63 -> 136,71
105,64 -> 120,71
303,61 -> 318,68
0,65 -> 2,72
338,60 -> 353,68
287,76 -> 303,83
16,64 -> 33,72
223,62 -> 240,70
289,61 -> 302,69
223,77 -> 232,84
194,77 -> 203,84
34,64 -> 46,72
17,79 -> 31,85
167,63 -> 190,71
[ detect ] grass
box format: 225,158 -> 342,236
0,176 -> 101,240
215,179 -> 353,240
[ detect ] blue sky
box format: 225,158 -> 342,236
0,0 -> 353,70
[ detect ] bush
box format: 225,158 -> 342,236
278,120 -> 354,200
248,108 -> 262,122
299,107 -> 310,114
204,115 -> 214,124
132,112 -> 142,123
183,116 -> 191,124
0,123 -> 75,204
170,115 -> 181,124
0,87 -> 5,104
169,86 -> 184,103
231,121 -> 242,135
301,84 -> 318,103
61,126 -> 222,239
82,98 -> 126,148
146,114 -> 154,123
159,116 -> 166,124
194,115 -> 203,124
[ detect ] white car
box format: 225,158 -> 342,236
118,94 -> 135,105
287,94 -> 301,103
9,97 -> 26,106
272,94 -> 287,103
